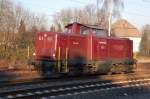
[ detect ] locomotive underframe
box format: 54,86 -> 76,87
32,58 -> 136,77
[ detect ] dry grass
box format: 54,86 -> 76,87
137,56 -> 150,63
0,59 -> 40,80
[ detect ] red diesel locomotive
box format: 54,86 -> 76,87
33,22 -> 136,77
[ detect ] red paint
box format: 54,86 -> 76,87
35,22 -> 133,62
35,32 -> 57,59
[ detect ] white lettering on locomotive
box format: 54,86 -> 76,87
73,41 -> 79,45
98,41 -> 107,44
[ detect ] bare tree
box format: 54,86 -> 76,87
53,9 -> 74,32
50,25 -> 56,32
52,4 -> 107,32
0,0 -> 48,60
0,0 -> 14,41
98,0 -> 124,36
52,1 -> 123,32
140,25 -> 150,56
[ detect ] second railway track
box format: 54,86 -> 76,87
1,73 -> 150,99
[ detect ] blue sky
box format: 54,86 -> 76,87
14,0 -> 150,30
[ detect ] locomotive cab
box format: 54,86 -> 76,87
65,22 -> 107,37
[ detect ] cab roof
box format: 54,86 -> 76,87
65,22 -> 105,30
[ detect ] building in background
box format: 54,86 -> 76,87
112,19 -> 141,52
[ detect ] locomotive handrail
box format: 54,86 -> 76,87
65,48 -> 69,73
58,47 -> 61,72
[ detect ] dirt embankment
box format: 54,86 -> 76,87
0,59 -> 40,80
137,57 -> 150,63
136,57 -> 150,72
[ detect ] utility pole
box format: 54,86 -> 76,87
108,12 -> 112,36
96,0 -> 99,24
108,0 -> 113,36
96,0 -> 113,36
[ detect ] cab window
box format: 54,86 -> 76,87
80,26 -> 107,37
80,26 -> 90,35
94,29 -> 107,37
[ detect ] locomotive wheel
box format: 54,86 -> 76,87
39,60 -> 60,78
68,65 -> 83,76
68,57 -> 84,76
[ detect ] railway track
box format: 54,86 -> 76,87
0,73 -> 150,99
0,75 -> 106,89
0,72 -> 149,87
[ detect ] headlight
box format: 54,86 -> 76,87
52,53 -> 55,57
33,52 -> 36,56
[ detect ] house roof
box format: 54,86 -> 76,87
112,19 -> 141,37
